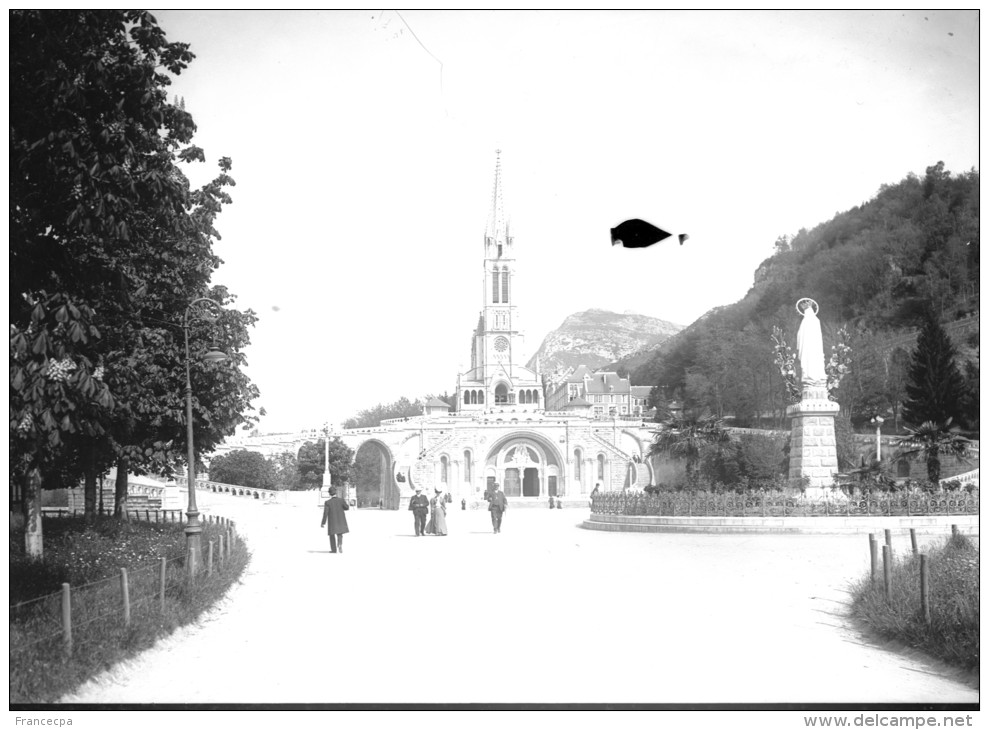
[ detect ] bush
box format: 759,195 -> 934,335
9,515 -> 250,703
737,432 -> 788,480
850,533 -> 979,672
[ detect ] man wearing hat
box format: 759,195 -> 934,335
488,482 -> 507,533
320,487 -> 350,553
408,486 -> 430,536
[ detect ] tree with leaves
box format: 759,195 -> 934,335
297,438 -> 355,488
208,450 -> 275,490
894,420 -> 971,486
10,11 -> 260,555
901,309 -> 966,428
648,412 -> 731,486
269,452 -> 302,490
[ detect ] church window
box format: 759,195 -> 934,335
501,269 -> 509,303
498,244 -> 503,258
492,271 -> 500,303
574,449 -> 582,480
441,456 -> 449,483
478,391 -> 484,404
597,454 -> 605,480
464,451 -> 472,482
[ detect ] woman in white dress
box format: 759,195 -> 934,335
429,488 -> 448,536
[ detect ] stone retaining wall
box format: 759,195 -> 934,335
583,513 -> 979,535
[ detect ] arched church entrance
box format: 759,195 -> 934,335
353,440 -> 400,509
485,432 -> 564,500
523,468 -> 539,496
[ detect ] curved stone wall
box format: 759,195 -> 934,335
583,513 -> 980,535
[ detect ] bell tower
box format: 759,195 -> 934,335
459,150 -> 541,413
477,150 -> 523,379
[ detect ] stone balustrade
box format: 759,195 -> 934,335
174,476 -> 280,502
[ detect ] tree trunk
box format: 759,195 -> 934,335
114,457 -> 130,521
84,442 -> 97,520
927,447 -> 940,485
23,468 -> 44,559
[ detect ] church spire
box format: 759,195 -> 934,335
485,149 -> 510,244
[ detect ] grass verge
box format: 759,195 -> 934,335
849,533 -> 979,675
9,515 -> 251,704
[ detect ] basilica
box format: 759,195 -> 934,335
336,152 -> 655,508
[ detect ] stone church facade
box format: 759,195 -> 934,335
337,152 -> 654,508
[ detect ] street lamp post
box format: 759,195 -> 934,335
871,416 -> 885,462
322,423 -> 332,492
183,297 -> 228,579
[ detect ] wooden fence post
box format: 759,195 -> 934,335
218,534 -> 225,566
884,529 -> 892,557
159,558 -> 167,613
920,554 -> 931,626
869,534 -> 878,584
910,528 -> 918,555
61,583 -> 72,658
207,540 -> 214,577
120,568 -> 130,627
951,524 -> 959,537
882,545 -> 892,601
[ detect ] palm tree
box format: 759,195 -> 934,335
893,419 -> 972,486
649,413 -> 731,486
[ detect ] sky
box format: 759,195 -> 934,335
151,10 -> 980,434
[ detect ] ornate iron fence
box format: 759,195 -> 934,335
590,491 -> 980,518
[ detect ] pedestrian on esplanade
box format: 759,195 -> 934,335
488,483 -> 507,533
320,487 -> 349,554
430,487 -> 448,536
409,486 -> 429,537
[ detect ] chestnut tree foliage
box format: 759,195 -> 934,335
10,11 -> 260,555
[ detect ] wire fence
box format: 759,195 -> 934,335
10,514 -> 242,667
590,490 -> 980,518
43,508 -> 188,523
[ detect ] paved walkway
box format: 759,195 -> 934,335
59,493 -> 979,705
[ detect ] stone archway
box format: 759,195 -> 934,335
353,439 -> 399,509
485,431 -> 564,500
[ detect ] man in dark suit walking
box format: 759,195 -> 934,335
488,483 -> 507,533
408,486 -> 429,536
320,487 -> 350,553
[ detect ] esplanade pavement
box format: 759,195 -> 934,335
59,490 -> 978,705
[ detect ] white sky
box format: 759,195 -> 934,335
152,9 -> 979,433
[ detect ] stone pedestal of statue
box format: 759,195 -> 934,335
787,384 -> 840,499
787,298 -> 841,499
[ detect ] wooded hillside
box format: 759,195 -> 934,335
623,162 -> 979,433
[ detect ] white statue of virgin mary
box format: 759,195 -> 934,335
796,298 -> 826,386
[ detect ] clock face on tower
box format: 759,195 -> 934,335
494,336 -> 509,358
